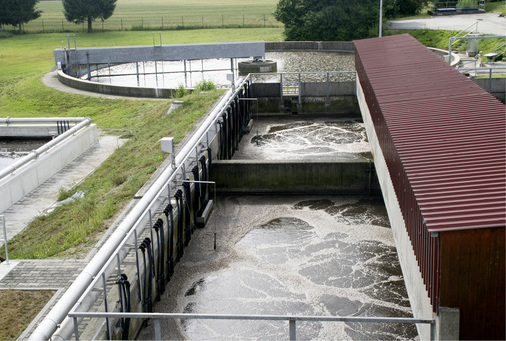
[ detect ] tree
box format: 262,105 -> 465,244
274,0 -> 379,41
384,0 -> 429,18
62,0 -> 117,33
0,0 -> 41,34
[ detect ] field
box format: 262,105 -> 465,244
24,0 -> 282,32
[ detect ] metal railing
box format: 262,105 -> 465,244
69,311 -> 435,341
0,216 -> 8,264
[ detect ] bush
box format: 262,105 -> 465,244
175,84 -> 188,98
194,80 -> 216,92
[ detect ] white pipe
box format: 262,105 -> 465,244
0,118 -> 92,179
0,117 -> 88,124
29,84 -> 240,341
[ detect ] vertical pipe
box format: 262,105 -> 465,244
101,273 -> 111,339
86,52 -> 91,80
184,60 -> 187,88
73,34 -> 76,50
379,0 -> 383,37
430,321 -> 436,341
326,72 -> 330,105
230,58 -> 235,88
134,229 -> 143,304
2,216 -> 8,264
280,73 -> 284,104
149,209 -> 155,266
488,68 -> 492,93
289,319 -> 296,341
298,73 -> 302,104
136,62 -> 140,86
73,317 -> 80,341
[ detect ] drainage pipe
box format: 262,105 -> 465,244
29,81 -> 240,341
0,118 -> 92,180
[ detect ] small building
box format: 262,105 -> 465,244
354,34 -> 505,340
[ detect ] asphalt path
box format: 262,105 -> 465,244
388,12 -> 505,35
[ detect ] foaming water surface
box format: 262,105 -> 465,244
234,117 -> 372,161
140,196 -> 417,340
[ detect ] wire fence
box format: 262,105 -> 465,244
19,14 -> 282,33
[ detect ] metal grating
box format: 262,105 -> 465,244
354,34 -> 506,312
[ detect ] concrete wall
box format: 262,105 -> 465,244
57,71 -> 176,98
356,76 -> 436,340
266,41 -> 355,52
0,125 -> 61,137
213,160 -> 379,195
251,81 -> 359,114
471,77 -> 506,103
0,124 -> 98,213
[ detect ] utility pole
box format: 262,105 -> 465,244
379,0 -> 383,37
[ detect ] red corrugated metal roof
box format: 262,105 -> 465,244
354,34 -> 506,232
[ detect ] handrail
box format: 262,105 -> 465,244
0,216 -> 8,264
0,118 -> 92,180
451,22 -> 479,45
28,76 -> 251,341
68,311 -> 436,341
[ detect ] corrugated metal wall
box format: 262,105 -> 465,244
354,34 -> 506,315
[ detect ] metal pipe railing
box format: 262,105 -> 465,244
28,77 -> 251,341
68,311 -> 436,341
0,216 -> 8,264
0,118 -> 92,180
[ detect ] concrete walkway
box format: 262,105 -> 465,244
388,12 -> 506,35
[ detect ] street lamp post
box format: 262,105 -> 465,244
379,0 -> 383,37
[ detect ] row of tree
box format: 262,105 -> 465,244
0,0 -> 116,34
274,0 -> 430,41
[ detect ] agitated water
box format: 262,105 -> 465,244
140,196 -> 417,340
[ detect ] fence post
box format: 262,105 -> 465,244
121,18 -> 123,31
62,19 -> 64,32
222,15 -> 224,28
264,14 -> 266,28
42,19 -> 45,33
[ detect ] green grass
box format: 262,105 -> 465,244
386,29 -> 505,60
14,0 -> 281,33
486,1 -> 506,14
0,28 -> 282,259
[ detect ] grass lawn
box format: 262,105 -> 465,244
0,290 -> 55,340
21,0 -> 281,32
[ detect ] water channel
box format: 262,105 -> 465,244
139,118 -> 418,340
0,138 -> 50,171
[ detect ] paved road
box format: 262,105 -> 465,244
388,13 -> 506,35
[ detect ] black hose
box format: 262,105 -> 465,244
182,180 -> 192,245
191,165 -> 200,220
143,237 -> 154,312
163,203 -> 174,279
174,189 -> 184,261
117,274 -> 131,340
153,219 -> 165,297
138,243 -> 148,313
